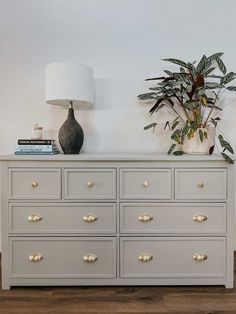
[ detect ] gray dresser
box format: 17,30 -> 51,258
0,154 -> 234,289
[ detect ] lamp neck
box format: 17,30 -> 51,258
69,100 -> 73,109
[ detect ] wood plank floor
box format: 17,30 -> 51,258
1,254 -> 236,314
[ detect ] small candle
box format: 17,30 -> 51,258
31,124 -> 43,139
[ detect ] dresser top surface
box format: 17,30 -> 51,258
0,153 -> 229,162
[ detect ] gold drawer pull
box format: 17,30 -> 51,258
82,214 -> 97,223
138,214 -> 153,222
138,253 -> 153,262
142,181 -> 149,188
32,181 -> 38,188
29,253 -> 43,262
197,181 -> 204,188
193,253 -> 208,261
193,215 -> 208,222
27,214 -> 42,222
87,181 -> 94,188
83,253 -> 98,263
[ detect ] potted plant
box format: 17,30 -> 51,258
138,52 -> 236,163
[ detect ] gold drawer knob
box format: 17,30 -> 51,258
138,214 -> 153,222
27,214 -> 42,222
83,253 -> 98,263
142,181 -> 149,188
138,253 -> 153,262
193,253 -> 208,261
82,214 -> 97,223
197,181 -> 204,188
193,215 -> 208,222
32,181 -> 38,188
87,181 -> 94,188
29,253 -> 43,262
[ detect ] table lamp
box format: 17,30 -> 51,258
45,62 -> 94,154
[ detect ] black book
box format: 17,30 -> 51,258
18,139 -> 56,145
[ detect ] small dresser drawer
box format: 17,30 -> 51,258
64,169 -> 116,200
175,168 -> 227,200
120,237 -> 225,278
120,168 -> 171,199
9,203 -> 116,234
9,168 -> 61,200
120,203 -> 226,234
10,237 -> 116,278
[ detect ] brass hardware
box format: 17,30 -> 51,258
87,181 -> 94,188
32,181 -> 38,188
138,214 -> 153,222
193,253 -> 208,261
143,181 -> 149,188
193,215 -> 208,222
29,253 -> 43,262
82,214 -> 97,223
83,253 -> 98,263
138,253 -> 153,262
197,182 -> 204,188
27,214 -> 42,222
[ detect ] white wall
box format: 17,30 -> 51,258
0,0 -> 236,248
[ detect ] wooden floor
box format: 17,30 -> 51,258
1,255 -> 236,314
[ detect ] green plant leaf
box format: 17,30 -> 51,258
203,67 -> 215,77
196,55 -> 207,73
216,57 -> 227,75
221,152 -> 234,164
138,92 -> 157,100
144,123 -> 157,131
221,72 -> 236,85
227,86 -> 236,91
204,82 -> 224,89
218,135 -> 234,154
164,121 -> 170,130
207,74 -> 223,79
207,52 -> 224,63
182,123 -> 190,136
162,58 -> 191,69
199,129 -> 204,142
167,143 -> 176,155
210,118 -> 217,127
171,120 -> 179,131
173,151 -> 184,156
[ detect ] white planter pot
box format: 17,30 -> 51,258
182,128 -> 215,155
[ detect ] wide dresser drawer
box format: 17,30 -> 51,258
10,237 -> 116,278
64,169 -> 116,200
120,237 -> 225,278
9,168 -> 61,200
175,168 -> 227,200
120,203 -> 226,234
9,203 -> 116,234
120,168 -> 171,199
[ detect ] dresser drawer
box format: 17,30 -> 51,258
175,168 -> 227,200
10,237 -> 116,278
120,169 -> 171,199
120,237 -> 225,278
9,168 -> 61,200
9,203 -> 116,234
120,203 -> 226,234
64,169 -> 116,200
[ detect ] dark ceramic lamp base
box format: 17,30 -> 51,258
59,107 -> 84,154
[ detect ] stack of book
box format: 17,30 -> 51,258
15,139 -> 60,155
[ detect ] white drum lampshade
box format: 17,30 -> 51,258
45,62 -> 94,154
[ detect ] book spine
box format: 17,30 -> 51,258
15,151 -> 60,155
16,145 -> 57,151
18,139 -> 55,145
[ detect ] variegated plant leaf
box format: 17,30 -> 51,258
173,151 -> 184,156
167,144 -> 176,155
162,58 -> 191,69
216,57 -> 227,75
221,152 -> 234,164
199,129 -> 204,142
